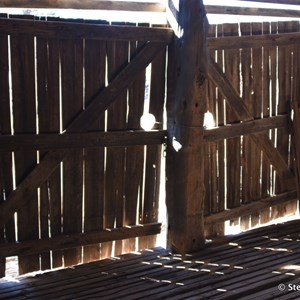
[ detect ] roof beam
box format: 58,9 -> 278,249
232,0 -> 300,5
0,0 -> 166,12
205,5 -> 300,18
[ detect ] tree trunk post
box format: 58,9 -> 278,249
166,0 -> 209,254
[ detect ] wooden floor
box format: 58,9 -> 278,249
2,220 -> 300,299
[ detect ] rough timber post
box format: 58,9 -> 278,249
166,0 -> 208,254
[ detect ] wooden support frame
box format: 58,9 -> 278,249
0,223 -> 161,258
0,41 -> 167,229
166,0 -> 208,254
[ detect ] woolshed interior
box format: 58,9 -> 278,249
2,0 -> 300,299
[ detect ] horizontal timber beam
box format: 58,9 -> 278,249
0,0 -> 166,12
0,130 -> 167,151
208,32 -> 300,50
205,5 -> 300,18
233,0 -> 300,5
0,223 -> 161,258
0,18 -> 173,43
205,191 -> 298,225
203,115 -> 288,142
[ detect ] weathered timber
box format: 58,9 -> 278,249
0,223 -> 161,259
208,57 -> 294,182
234,0 -> 300,5
0,0 -> 166,12
61,37 -> 84,267
82,37 -> 106,263
0,18 -> 173,42
0,42 -> 166,229
203,115 -> 288,141
166,0 -> 208,254
0,130 -> 167,151
208,32 -> 300,50
205,191 -> 298,225
10,29 -> 40,275
205,5 -> 300,18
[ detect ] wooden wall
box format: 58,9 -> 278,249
204,21 -> 300,237
0,15 -> 170,277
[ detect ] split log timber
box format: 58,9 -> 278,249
0,223 -> 161,259
0,41 -> 167,229
166,0 -> 208,254
207,58 -> 294,185
0,130 -> 167,151
203,115 -> 288,141
0,19 -> 173,43
208,32 -> 300,50
205,191 -> 298,225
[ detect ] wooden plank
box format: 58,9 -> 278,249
0,41 -> 166,230
142,34 -> 167,248
83,35 -> 106,263
260,22 -> 272,225
0,130 -> 167,151
205,5 -> 300,18
272,21 -> 296,220
0,0 -> 166,12
36,34 -> 51,271
166,0 -> 208,254
10,27 -> 40,275
60,36 -> 84,267
223,23 -> 241,226
0,25 -> 14,278
249,22 -> 263,227
0,223 -> 161,259
124,34 -> 146,253
203,115 -> 288,141
208,56 -> 294,183
0,18 -> 173,43
205,190 -> 297,225
207,31 -> 300,50
103,36 -> 128,258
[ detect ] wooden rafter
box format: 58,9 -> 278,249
207,56 -> 294,182
0,130 -> 167,152
0,0 -> 166,12
0,41 -> 167,229
233,0 -> 300,5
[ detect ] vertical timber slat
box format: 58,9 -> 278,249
83,35 -> 106,263
11,25 -> 40,274
61,37 -> 84,267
